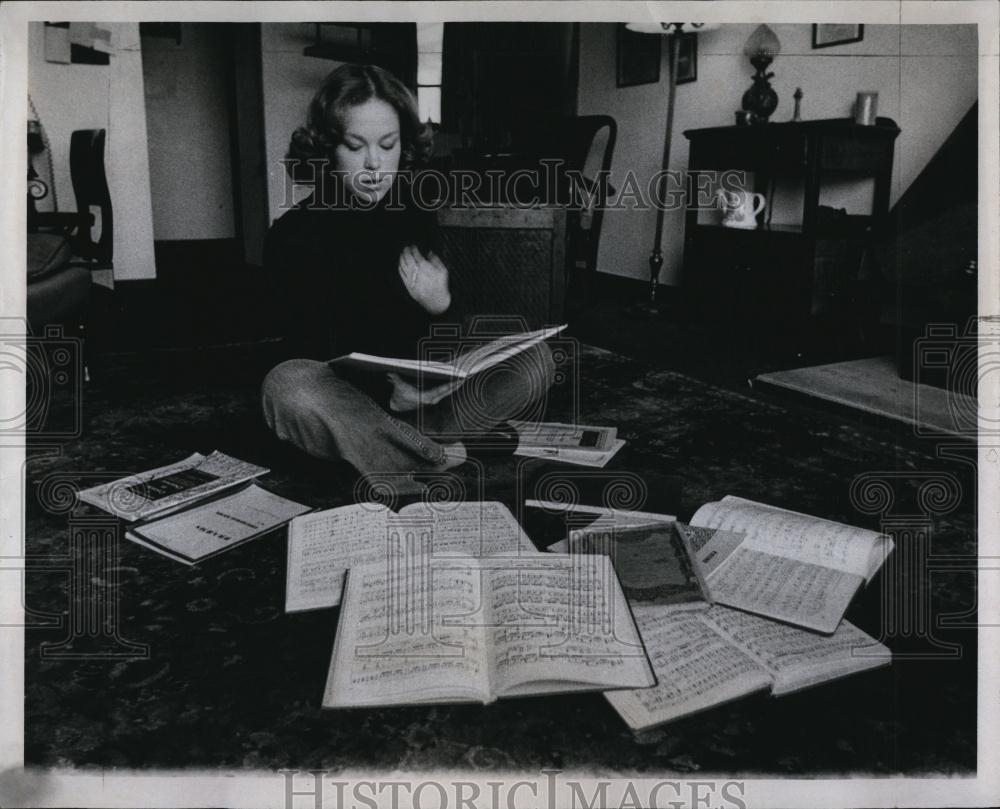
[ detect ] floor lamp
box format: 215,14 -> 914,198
626,22 -> 719,317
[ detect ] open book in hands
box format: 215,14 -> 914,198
323,554 -> 656,708
606,603 -> 890,732
328,325 -> 567,383
677,496 -> 894,634
285,501 -> 539,612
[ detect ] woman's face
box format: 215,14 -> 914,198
333,97 -> 402,204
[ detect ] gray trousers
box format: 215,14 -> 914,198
261,344 -> 556,475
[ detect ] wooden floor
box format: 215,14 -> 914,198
754,355 -> 976,438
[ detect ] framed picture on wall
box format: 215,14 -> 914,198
674,32 -> 697,84
812,24 -> 864,48
616,23 -> 660,87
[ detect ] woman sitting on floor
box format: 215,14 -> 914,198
260,63 -> 555,480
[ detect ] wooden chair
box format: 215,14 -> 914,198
33,129 -> 114,272
532,115 -> 617,316
559,115 -> 617,296
28,129 -> 112,376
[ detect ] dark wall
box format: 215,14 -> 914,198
442,23 -> 578,153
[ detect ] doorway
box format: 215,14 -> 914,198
140,22 -> 268,270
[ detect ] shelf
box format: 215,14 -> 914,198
683,117 -> 900,138
691,223 -> 804,235
691,220 -> 873,239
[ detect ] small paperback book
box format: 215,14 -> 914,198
676,495 -> 894,634
512,420 -> 625,467
322,554 -> 656,708
605,603 -> 890,731
510,420 -> 617,451
515,439 -> 626,468
78,451 -> 268,522
285,501 -> 540,612
125,483 -> 311,565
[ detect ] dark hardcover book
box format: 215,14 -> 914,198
572,522 -> 710,607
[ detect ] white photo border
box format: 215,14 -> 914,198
1,1 -> 998,807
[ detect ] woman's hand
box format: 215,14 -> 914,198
399,245 -> 451,315
387,372 -> 463,413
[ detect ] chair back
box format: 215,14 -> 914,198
437,205 -> 567,331
70,129 -> 113,264
553,115 -> 617,308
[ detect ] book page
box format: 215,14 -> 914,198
332,353 -> 459,380
287,501 -> 538,612
338,328 -> 565,381
398,501 -> 537,557
604,606 -> 773,732
704,606 -> 891,696
129,484 -> 311,563
678,524 -> 745,578
454,325 -> 566,376
323,562 -> 489,707
285,505 -> 390,612
691,496 -> 883,578
528,502 -> 675,523
706,548 -> 862,633
486,556 -> 654,697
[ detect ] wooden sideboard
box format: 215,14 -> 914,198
682,117 -> 900,364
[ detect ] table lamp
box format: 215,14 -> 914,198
624,22 -> 720,317
741,24 -> 781,123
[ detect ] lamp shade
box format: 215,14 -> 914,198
625,22 -> 720,35
743,24 -> 781,58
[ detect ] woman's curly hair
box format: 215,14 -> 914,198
285,63 -> 433,183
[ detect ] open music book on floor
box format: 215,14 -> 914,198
285,501 -> 539,612
322,554 -> 655,708
329,325 -> 567,383
606,604 -> 890,732
676,496 -> 894,634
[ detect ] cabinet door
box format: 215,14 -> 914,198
684,227 -> 765,326
685,228 -> 816,359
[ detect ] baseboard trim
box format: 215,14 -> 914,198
153,238 -> 244,276
593,271 -> 682,303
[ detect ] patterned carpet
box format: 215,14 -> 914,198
23,344 -> 977,774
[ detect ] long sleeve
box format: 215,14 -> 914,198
413,208 -> 461,329
264,199 -> 457,369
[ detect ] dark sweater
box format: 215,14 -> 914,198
264,192 -> 448,364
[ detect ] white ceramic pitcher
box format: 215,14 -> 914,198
717,189 -> 766,230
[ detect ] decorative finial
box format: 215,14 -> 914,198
792,87 -> 803,122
